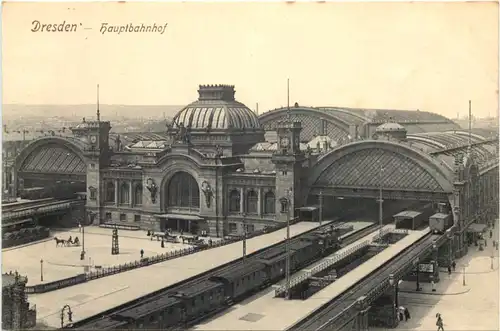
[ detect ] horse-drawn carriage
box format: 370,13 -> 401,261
180,235 -> 206,246
54,236 -> 80,247
148,230 -> 179,243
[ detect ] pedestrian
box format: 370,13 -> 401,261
161,239 -> 165,248
490,229 -> 493,238
140,249 -> 144,259
431,279 -> 436,292
404,307 -> 411,321
436,313 -> 444,331
451,261 -> 456,271
78,223 -> 82,233
447,265 -> 452,276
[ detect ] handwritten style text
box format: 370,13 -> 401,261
100,23 -> 168,35
31,20 -> 80,32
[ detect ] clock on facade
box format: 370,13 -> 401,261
90,135 -> 97,144
280,137 -> 290,147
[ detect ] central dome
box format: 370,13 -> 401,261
172,85 -> 261,130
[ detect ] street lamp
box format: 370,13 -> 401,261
388,274 -> 398,327
40,259 -> 44,282
60,304 -> 73,328
81,212 -> 93,260
446,229 -> 453,266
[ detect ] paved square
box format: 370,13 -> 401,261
2,226 -> 195,286
373,232 -> 499,331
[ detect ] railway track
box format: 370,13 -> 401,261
289,232 -> 439,331
69,219 -> 347,329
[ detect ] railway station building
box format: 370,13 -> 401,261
8,84 -> 499,259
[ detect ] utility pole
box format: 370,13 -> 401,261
242,213 -> 247,263
285,189 -> 292,299
468,100 -> 472,149
378,166 -> 385,239
319,190 -> 323,225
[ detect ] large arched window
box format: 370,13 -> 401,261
105,180 -> 115,202
246,190 -> 258,214
229,189 -> 240,213
134,183 -> 143,206
167,172 -> 200,208
264,191 -> 275,214
120,182 -> 130,204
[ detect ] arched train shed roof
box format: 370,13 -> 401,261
258,106 -> 461,142
304,129 -> 498,201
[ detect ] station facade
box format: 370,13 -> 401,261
10,85 -> 499,258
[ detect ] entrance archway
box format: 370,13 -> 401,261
164,171 -> 200,233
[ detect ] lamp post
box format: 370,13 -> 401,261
378,166 -> 385,241
81,212 -> 93,260
60,304 -> 73,328
40,259 -> 44,282
446,229 -> 453,266
388,274 -> 398,327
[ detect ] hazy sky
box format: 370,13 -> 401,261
2,2 -> 498,118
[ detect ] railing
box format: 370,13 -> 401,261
25,274 -> 87,294
28,218 -> 308,293
274,240 -> 370,297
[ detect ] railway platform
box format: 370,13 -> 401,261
27,221 -> 330,328
193,226 -> 430,331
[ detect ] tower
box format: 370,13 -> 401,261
272,120 -> 305,222
72,85 -> 111,226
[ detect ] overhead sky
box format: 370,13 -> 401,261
2,2 -> 498,118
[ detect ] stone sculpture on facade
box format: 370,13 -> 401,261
201,181 -> 213,208
146,178 -> 158,204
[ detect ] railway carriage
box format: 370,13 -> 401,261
257,247 -> 294,282
172,280 -> 226,322
209,261 -> 266,300
112,297 -> 182,329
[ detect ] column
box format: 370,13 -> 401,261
240,187 -> 244,214
114,179 -> 119,206
129,181 -> 133,207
